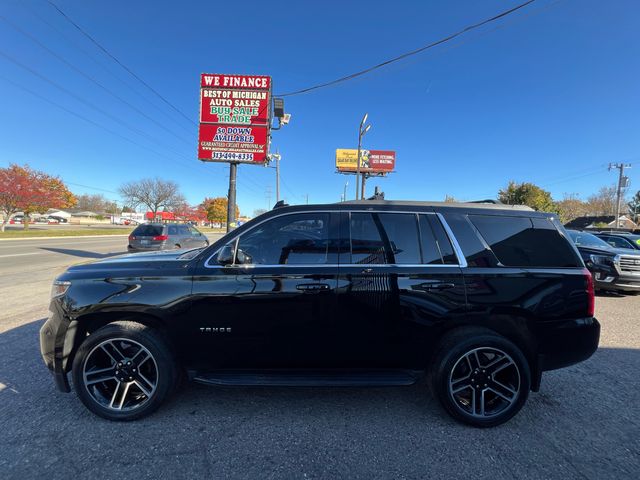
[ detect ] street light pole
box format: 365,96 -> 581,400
355,113 -> 371,200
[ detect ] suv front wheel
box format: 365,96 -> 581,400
430,330 -> 531,427
71,321 -> 177,421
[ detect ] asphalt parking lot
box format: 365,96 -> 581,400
0,237 -> 638,479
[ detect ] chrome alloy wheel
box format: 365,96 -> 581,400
82,338 -> 158,412
448,347 -> 521,418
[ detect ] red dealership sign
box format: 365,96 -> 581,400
198,73 -> 271,163
198,124 -> 268,163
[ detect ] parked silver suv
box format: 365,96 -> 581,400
127,223 -> 209,252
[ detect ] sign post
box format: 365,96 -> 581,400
198,73 -> 272,231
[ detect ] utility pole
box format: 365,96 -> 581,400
343,181 -> 349,202
609,163 -> 632,229
355,113 -> 371,200
361,173 -> 368,200
305,194 -> 309,205
274,149 -> 281,203
226,162 -> 238,233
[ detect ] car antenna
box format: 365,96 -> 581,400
273,200 -> 289,209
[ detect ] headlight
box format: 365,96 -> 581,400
51,280 -> 71,298
589,254 -> 613,266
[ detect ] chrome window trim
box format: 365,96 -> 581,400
435,213 -> 468,268
203,208 -> 467,269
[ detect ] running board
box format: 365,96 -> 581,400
192,369 -> 422,387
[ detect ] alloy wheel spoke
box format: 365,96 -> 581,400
136,371 -> 155,393
488,380 -> 517,403
133,379 -> 152,397
466,351 -> 482,370
486,356 -> 514,375
451,375 -> 472,394
85,365 -> 117,385
109,381 -> 123,408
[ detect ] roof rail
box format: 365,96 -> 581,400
467,199 -> 503,204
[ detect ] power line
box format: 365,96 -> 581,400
0,49 -> 190,155
0,74 -> 213,183
0,14 -> 193,146
45,0 -> 196,126
275,0 -> 537,97
20,1 -> 194,136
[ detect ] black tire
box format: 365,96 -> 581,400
71,321 -> 178,421
429,328 -> 531,428
174,244 -> 181,249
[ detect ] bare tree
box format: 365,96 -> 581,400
118,178 -> 186,217
586,185 -> 619,216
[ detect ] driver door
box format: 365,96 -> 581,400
188,211 -> 342,370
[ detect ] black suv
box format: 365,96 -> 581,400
40,201 -> 599,427
567,230 -> 640,293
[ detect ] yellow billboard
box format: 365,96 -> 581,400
336,149 -> 363,171
336,149 -> 395,173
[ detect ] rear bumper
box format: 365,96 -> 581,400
39,300 -> 74,393
128,243 -> 164,252
537,317 -> 600,372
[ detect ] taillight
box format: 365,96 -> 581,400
153,235 -> 168,241
128,235 -> 135,241
583,267 -> 595,317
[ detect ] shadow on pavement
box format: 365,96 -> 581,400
1,318 -> 638,479
39,247 -> 124,259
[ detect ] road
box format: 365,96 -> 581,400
0,236 -> 639,479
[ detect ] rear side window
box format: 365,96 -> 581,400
349,212 -> 454,265
422,215 -> 458,264
469,215 -> 581,268
441,212 -> 498,267
133,224 -> 163,236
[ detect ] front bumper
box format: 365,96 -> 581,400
39,299 -> 75,392
594,272 -> 640,292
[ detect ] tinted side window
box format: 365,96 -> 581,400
350,213 -> 386,264
469,215 -> 581,268
133,224 -> 163,236
441,212 -> 499,267
424,215 -> 458,264
237,213 -> 335,265
418,215 -> 444,264
377,213 -> 421,264
167,225 -> 179,235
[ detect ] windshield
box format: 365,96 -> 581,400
567,231 -> 612,249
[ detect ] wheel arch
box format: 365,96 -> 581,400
67,311 -> 173,373
432,313 -> 540,391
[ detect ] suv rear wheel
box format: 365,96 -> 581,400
430,329 -> 530,427
71,321 -> 177,421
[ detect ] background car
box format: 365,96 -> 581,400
566,229 -> 640,293
128,223 -> 209,252
594,232 -> 640,250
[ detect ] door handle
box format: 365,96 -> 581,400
361,268 -> 374,274
421,282 -> 455,291
296,283 -> 330,292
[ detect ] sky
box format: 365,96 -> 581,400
1,0 -> 639,216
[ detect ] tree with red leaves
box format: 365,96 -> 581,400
0,164 -> 77,231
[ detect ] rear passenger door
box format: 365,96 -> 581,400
334,211 -> 467,369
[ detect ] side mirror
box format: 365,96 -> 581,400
235,249 -> 253,265
217,244 -> 235,266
